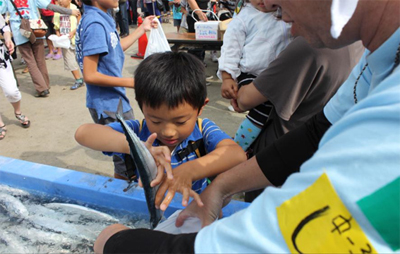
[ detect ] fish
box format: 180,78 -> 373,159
0,193 -> 29,219
44,203 -> 118,223
112,99 -> 163,229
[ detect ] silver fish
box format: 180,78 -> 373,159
0,193 -> 29,219
113,100 -> 163,229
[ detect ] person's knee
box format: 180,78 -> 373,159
4,88 -> 21,103
94,224 -> 129,254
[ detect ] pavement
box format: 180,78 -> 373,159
0,21 -> 245,177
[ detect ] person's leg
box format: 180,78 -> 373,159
146,3 -> 154,15
234,117 -> 262,151
43,15 -> 56,59
118,1 -> 129,35
32,39 -> 50,90
0,115 -> 6,140
18,42 -> 49,93
130,0 -> 138,25
94,225 -> 196,254
0,59 -> 29,127
121,2 -> 130,35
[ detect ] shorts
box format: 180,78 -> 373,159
173,19 -> 181,27
61,47 -> 79,71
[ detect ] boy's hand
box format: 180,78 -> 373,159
142,16 -> 158,31
143,133 -> 173,186
155,166 -> 204,211
221,78 -> 238,99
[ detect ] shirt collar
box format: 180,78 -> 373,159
83,4 -> 115,27
366,27 -> 400,88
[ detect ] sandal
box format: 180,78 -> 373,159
15,113 -> 31,128
0,125 -> 6,140
35,90 -> 49,98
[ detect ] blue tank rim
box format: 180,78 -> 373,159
0,156 -> 249,218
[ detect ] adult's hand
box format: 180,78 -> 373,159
230,99 -> 246,113
175,179 -> 230,228
72,9 -> 81,17
4,34 -> 14,55
195,10 -> 208,21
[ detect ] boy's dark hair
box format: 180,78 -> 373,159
134,51 -> 207,111
81,0 -> 92,6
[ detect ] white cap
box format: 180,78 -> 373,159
330,0 -> 359,38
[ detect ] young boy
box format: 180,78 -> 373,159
75,0 -> 156,176
169,0 -> 182,32
53,0 -> 84,90
75,52 -> 247,210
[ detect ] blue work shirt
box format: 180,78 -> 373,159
75,4 -> 131,119
105,118 -> 232,193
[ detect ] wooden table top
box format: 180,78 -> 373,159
165,32 -> 223,46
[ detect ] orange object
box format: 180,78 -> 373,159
131,16 -> 148,59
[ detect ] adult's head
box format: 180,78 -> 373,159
264,0 -> 400,52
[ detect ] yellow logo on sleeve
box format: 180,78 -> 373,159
277,173 -> 377,254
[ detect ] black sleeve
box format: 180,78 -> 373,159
104,228 -> 196,254
255,110 -> 331,186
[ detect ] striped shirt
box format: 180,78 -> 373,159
105,118 -> 231,193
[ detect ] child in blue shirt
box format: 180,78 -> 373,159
75,52 -> 247,210
169,0 -> 182,32
75,0 -> 156,176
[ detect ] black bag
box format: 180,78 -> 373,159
155,0 -> 164,11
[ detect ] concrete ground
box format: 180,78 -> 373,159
0,22 -> 245,178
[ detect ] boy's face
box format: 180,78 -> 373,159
250,0 -> 276,12
93,0 -> 119,12
58,0 -> 71,8
143,100 -> 207,150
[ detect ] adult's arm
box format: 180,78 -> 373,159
177,110 -> 331,226
256,110 -> 331,186
186,0 -> 207,21
236,82 -> 268,110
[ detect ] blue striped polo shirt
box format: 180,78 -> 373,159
105,118 -> 231,193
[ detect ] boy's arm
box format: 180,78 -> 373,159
75,124 -> 130,154
120,15 -> 156,51
83,55 -> 135,88
155,138 -> 246,211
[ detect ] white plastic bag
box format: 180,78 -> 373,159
48,34 -> 71,49
144,19 -> 171,58
154,210 -> 201,234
